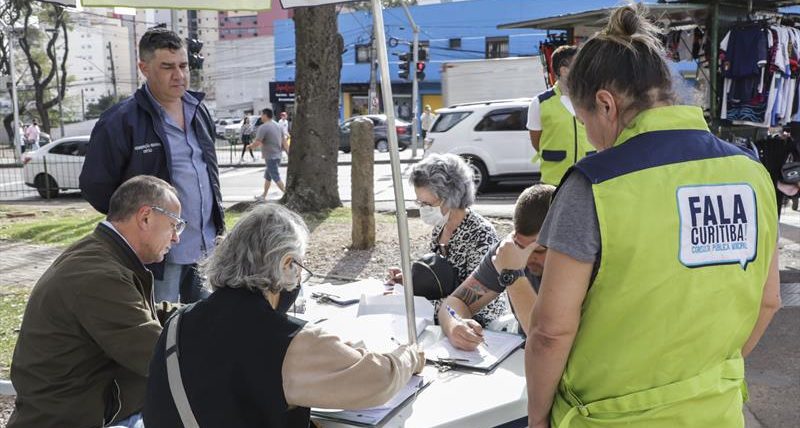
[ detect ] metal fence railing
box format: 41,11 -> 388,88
0,146 -> 84,201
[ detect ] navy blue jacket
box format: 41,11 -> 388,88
80,85 -> 225,237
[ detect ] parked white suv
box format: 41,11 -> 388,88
423,99 -> 539,191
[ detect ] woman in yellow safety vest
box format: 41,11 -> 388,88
519,4 -> 782,428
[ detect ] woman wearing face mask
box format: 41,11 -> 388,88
144,204 -> 424,428
389,153 -> 509,326
525,5 -> 780,428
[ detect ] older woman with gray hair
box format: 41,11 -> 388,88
389,153 -> 509,326
144,204 -> 424,428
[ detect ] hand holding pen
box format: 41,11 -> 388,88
446,305 -> 486,351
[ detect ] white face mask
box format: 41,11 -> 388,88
419,205 -> 448,227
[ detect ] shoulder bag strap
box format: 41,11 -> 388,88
165,308 -> 201,428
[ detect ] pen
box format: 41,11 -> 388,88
447,305 -> 486,345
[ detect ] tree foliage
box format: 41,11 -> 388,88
86,94 -> 122,119
1,0 -> 69,139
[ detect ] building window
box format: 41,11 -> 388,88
485,36 -> 509,59
449,38 -> 461,49
356,44 -> 371,64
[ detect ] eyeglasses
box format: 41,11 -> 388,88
415,199 -> 441,208
292,259 -> 314,284
150,205 -> 187,236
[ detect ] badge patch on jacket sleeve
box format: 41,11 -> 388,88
677,184 -> 757,269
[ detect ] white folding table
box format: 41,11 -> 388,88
297,280 -> 528,428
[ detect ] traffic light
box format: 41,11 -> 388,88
418,47 -> 428,62
416,61 -> 426,81
398,51 -> 412,80
186,38 -> 204,70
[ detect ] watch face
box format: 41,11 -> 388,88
501,272 -> 515,285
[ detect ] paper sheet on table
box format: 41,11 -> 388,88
357,293 -> 435,320
308,279 -> 386,302
318,313 -> 431,353
424,330 -> 524,371
311,375 -> 429,426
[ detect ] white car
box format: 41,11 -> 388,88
22,136 -> 90,199
224,115 -> 262,141
214,118 -> 235,138
423,99 -> 539,191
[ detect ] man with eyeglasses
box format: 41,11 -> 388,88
439,184 -> 555,351
9,176 -> 183,428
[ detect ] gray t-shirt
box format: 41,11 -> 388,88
255,120 -> 284,160
472,241 -> 541,294
538,172 -> 602,269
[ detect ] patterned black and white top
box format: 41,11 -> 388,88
430,210 -> 510,326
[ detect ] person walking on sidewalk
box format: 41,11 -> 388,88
24,119 -> 40,152
239,115 -> 255,163
247,108 -> 289,201
525,5 -> 781,428
80,27 -> 224,305
420,104 -> 436,139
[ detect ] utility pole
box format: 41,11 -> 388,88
81,88 -> 85,120
171,10 -> 178,33
401,2 -> 420,157
367,22 -> 378,115
107,42 -> 118,98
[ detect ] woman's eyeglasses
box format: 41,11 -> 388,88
292,260 -> 314,284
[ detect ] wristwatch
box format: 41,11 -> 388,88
498,268 -> 525,288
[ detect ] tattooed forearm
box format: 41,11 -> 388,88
452,277 -> 494,310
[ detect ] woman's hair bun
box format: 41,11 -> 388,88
607,5 -> 641,37
599,3 -> 663,51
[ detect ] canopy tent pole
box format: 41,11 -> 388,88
370,0 -> 418,344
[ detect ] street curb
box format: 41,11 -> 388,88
0,379 -> 15,396
218,158 -> 420,169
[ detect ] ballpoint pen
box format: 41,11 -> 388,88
447,305 -> 487,345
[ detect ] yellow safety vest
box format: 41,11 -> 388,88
552,106 -> 778,427
535,83 -> 594,186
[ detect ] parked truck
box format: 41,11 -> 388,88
440,56 -> 548,107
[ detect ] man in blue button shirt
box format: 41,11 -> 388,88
80,28 -> 224,304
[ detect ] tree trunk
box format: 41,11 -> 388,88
281,5 -> 343,213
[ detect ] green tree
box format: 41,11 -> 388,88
85,94 -> 122,119
0,0 -> 69,138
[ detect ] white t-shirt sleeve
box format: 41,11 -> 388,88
561,96 -> 576,116
526,97 -> 542,131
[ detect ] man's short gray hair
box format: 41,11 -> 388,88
409,153 -> 475,209
106,175 -> 178,222
201,204 -> 309,294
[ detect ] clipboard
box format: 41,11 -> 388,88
311,376 -> 432,427
424,330 -> 525,373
